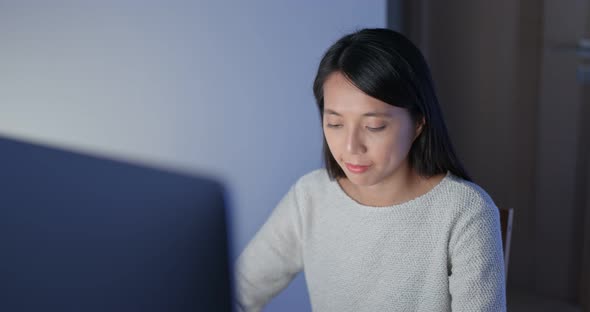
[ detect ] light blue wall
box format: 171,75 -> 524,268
0,1 -> 386,310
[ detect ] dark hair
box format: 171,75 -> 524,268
313,28 -> 471,181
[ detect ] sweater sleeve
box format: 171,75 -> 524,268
234,183 -> 305,312
448,198 -> 507,312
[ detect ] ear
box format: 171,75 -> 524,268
414,117 -> 425,140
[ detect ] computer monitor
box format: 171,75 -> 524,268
0,135 -> 232,311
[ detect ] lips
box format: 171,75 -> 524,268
345,163 -> 371,173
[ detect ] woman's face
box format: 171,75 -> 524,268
322,72 -> 422,187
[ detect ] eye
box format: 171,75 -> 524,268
326,124 -> 343,129
367,125 -> 386,132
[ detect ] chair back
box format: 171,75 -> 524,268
499,207 -> 514,280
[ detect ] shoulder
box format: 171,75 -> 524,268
292,168 -> 332,192
268,169 -> 333,222
284,168 -> 335,207
441,174 -> 498,218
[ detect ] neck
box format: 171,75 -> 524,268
339,164 -> 443,207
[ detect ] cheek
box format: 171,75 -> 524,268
370,139 -> 397,162
370,130 -> 414,162
323,132 -> 340,155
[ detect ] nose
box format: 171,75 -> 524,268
346,127 -> 366,155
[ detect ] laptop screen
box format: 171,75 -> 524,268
0,136 -> 232,311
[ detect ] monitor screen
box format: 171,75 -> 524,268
0,136 -> 232,311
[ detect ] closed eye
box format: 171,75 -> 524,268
367,126 -> 386,132
326,124 -> 342,128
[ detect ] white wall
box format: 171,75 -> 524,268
0,1 -> 385,311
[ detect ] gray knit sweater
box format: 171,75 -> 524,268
235,169 -> 506,311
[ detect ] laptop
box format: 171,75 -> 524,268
0,135 -> 232,311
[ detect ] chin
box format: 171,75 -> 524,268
344,173 -> 378,186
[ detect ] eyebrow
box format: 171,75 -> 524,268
324,109 -> 391,118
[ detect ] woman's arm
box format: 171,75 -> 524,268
448,198 -> 507,312
234,184 -> 305,312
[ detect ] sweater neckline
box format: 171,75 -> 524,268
329,171 -> 452,211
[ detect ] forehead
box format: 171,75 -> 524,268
322,72 -> 398,115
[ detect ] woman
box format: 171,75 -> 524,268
235,28 -> 506,312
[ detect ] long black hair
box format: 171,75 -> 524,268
313,28 -> 471,181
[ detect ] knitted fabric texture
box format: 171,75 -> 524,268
235,169 -> 506,312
